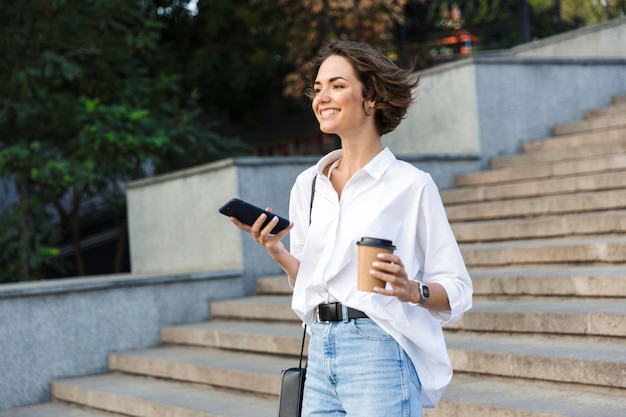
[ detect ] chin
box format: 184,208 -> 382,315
318,124 -> 337,135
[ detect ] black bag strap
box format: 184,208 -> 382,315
298,324 -> 307,368
309,174 -> 317,225
297,174 -> 316,369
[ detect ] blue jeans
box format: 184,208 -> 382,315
302,318 -> 422,417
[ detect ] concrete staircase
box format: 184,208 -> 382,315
3,96 -> 626,417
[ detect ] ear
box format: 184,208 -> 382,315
363,98 -> 377,116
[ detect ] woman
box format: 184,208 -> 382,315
229,40 -> 472,416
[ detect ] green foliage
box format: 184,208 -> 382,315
165,0 -> 292,127
0,0 -> 247,282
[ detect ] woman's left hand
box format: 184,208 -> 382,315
371,253 -> 418,303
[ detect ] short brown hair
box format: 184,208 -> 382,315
306,40 -> 419,135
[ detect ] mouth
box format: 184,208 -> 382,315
320,108 -> 339,119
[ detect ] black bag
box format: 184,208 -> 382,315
277,325 -> 307,417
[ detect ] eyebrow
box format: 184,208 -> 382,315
314,76 -> 348,85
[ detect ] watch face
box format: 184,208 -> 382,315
422,285 -> 430,298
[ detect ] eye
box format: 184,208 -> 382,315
333,84 -> 344,89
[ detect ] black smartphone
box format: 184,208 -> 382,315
219,198 -> 290,234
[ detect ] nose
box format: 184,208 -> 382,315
314,87 -> 330,103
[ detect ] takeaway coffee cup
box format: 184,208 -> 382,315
356,237 -> 396,292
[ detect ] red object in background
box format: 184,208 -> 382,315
440,30 -> 480,54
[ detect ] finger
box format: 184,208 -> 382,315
373,285 -> 394,295
259,216 -> 293,243
372,260 -> 403,278
371,271 -> 413,300
258,215 -> 280,242
250,212 -> 268,234
273,221 -> 294,240
376,252 -> 404,267
369,267 -> 398,286
372,281 -> 405,297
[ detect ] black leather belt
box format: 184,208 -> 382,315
315,302 -> 369,323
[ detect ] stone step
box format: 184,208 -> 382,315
451,298 -> 626,337
210,295 -> 297,322
206,291 -> 626,338
13,377 -> 624,417
454,152 -> 626,188
470,265 -> 626,297
423,374 -> 626,417
446,189 -> 626,222
524,124 -> 626,154
256,265 -> 626,300
461,235 -> 626,267
160,320 -> 305,356
491,130 -> 626,169
108,345 -> 295,397
451,210 -> 626,243
51,373 -> 278,417
584,99 -> 626,119
0,402 -> 129,417
256,275 -> 291,295
443,169 -> 626,205
445,332 -> 626,388
554,112 -> 626,136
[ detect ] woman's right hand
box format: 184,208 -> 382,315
229,208 -> 299,286
229,207 -> 294,256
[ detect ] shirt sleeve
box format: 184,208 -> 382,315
417,175 -> 473,325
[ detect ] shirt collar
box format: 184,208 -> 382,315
316,147 -> 396,180
365,147 -> 396,179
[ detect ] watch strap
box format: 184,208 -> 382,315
408,281 -> 428,306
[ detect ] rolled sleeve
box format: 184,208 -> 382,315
429,276 -> 473,324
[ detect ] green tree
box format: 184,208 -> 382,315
0,0 -> 246,282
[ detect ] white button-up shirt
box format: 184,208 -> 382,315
289,148 -> 472,407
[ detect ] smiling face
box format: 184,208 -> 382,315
312,55 -> 376,138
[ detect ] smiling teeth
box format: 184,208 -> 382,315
321,109 -> 338,117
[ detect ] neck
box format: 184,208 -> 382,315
338,136 -> 383,177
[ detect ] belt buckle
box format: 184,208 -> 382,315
316,304 -> 331,324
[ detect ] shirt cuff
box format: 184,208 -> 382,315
428,278 -> 471,325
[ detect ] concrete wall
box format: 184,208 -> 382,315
385,62 -> 481,156
0,270 -> 242,410
126,156 -> 318,292
234,157 -> 318,293
473,56 -> 626,166
386,17 -> 626,167
511,17 -> 626,58
126,159 -> 241,275
385,56 -> 626,170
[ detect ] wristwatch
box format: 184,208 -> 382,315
408,282 -> 430,306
